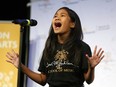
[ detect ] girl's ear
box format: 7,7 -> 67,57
70,22 -> 75,28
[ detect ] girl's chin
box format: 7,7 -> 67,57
53,29 -> 60,33
53,28 -> 62,34
54,31 -> 62,34
54,31 -> 60,34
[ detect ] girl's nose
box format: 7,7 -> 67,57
55,16 -> 60,20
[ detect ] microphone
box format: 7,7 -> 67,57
12,19 -> 38,26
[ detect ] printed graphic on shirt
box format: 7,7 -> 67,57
55,49 -> 69,69
46,49 -> 79,73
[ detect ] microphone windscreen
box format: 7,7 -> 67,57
12,19 -> 38,26
30,19 -> 38,26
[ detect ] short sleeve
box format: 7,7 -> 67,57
38,57 -> 47,74
81,42 -> 92,73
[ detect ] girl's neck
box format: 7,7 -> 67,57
57,33 -> 70,44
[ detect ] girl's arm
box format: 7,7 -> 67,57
21,63 -> 46,86
84,46 -> 104,84
6,49 -> 46,86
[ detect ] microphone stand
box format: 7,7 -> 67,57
17,25 -> 29,87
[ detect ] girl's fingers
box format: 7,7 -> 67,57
101,55 -> 105,60
6,50 -> 17,63
99,52 -> 105,62
6,50 -> 18,59
11,49 -> 17,57
96,48 -> 102,56
93,46 -> 97,55
93,46 -> 104,59
6,52 -> 13,60
6,60 -> 13,64
98,50 -> 104,58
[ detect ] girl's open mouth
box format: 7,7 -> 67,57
55,22 -> 62,28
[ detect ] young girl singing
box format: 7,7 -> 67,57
6,7 -> 104,87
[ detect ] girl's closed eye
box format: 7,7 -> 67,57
54,15 -> 57,18
61,14 -> 66,17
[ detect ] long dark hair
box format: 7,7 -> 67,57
42,7 -> 83,65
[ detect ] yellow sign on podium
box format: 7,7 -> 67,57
0,23 -> 20,87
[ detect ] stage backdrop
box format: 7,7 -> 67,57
27,0 -> 116,87
0,22 -> 20,87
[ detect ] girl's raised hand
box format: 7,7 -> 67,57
86,46 -> 105,69
6,49 -> 19,68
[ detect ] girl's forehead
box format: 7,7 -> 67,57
55,9 -> 68,14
